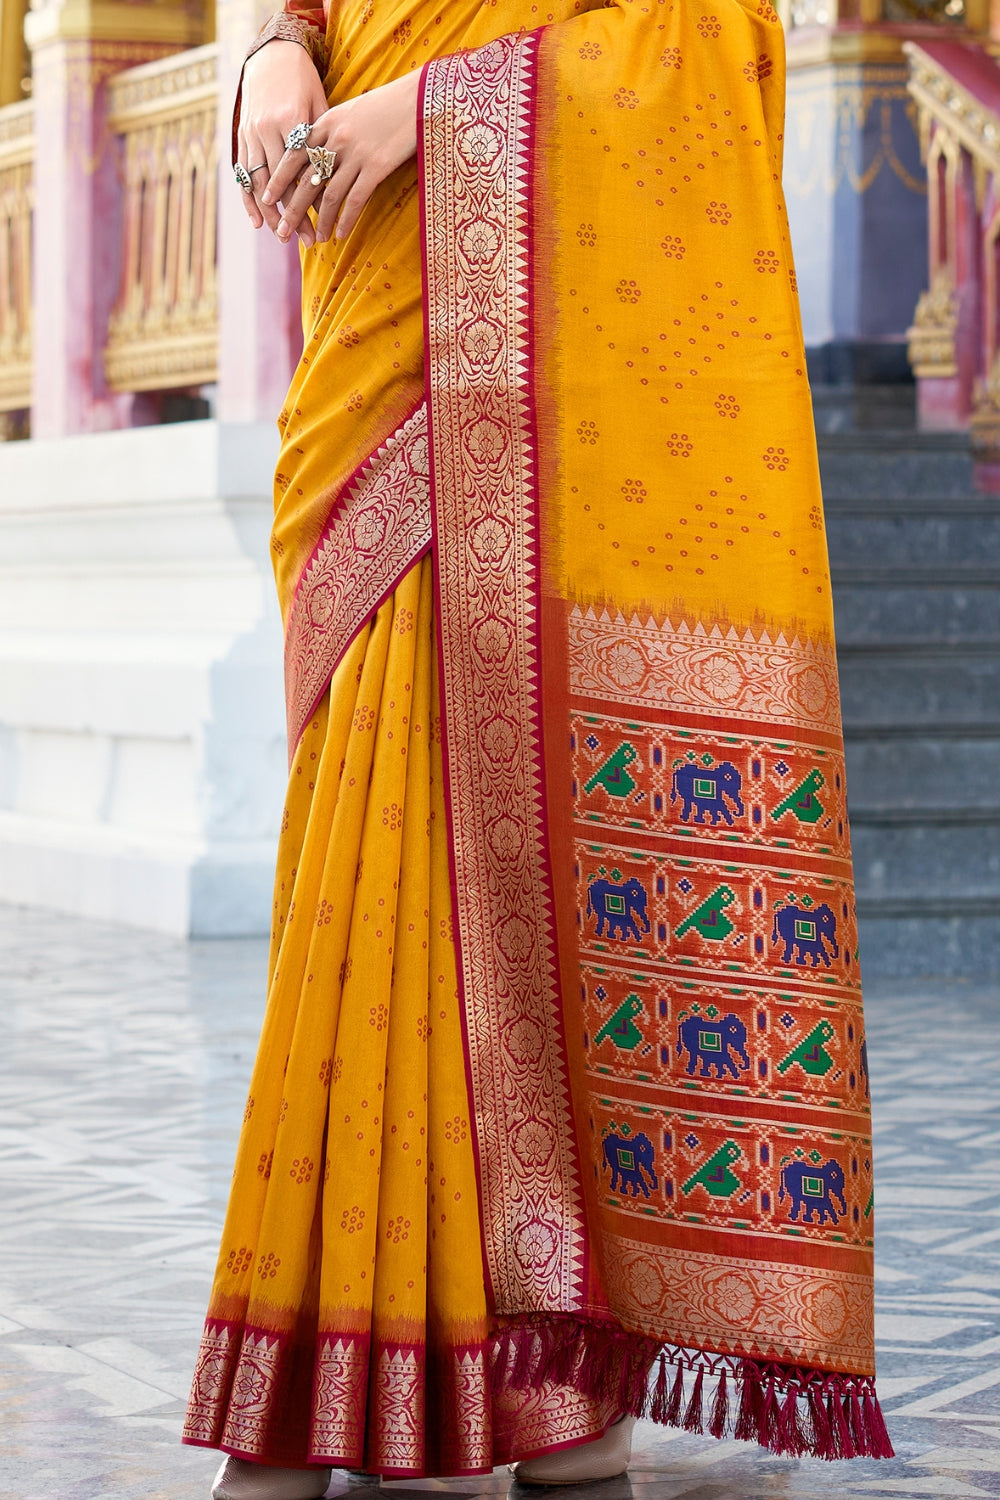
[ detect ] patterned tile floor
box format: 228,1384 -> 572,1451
1,902 -> 998,1500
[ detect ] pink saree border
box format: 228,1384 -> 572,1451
283,401 -> 432,755
420,30 -> 587,1317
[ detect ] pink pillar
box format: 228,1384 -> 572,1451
27,37 -> 174,438
216,0 -> 304,425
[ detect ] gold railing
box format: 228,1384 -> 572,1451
0,99 -> 33,415
104,43 -> 218,394
906,41 -> 1000,444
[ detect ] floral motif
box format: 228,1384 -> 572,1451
604,641 -> 646,688
660,46 -> 683,68
711,1272 -> 759,1322
470,516 -> 511,562
466,418 -> 508,464
459,123 -> 501,165
700,652 -> 743,702
489,815 -> 525,859
460,319 -> 502,364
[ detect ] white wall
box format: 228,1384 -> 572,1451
0,420 -> 287,936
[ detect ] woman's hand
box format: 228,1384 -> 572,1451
262,69 -> 420,245
237,38 -> 329,246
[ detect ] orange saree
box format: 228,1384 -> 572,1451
183,0 -> 892,1475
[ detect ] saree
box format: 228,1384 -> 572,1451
183,0 -> 892,1475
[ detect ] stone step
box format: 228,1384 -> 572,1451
838,647 -> 999,728
856,912 -> 1000,979
826,511 -> 1000,568
832,582 -> 1000,646
850,819 -> 1000,901
845,733 -> 1000,811
817,432 -> 975,499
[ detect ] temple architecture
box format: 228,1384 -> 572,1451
0,0 -> 997,961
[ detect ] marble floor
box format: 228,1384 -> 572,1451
0,903 -> 998,1500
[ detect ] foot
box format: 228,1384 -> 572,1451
511,1416 -> 635,1486
211,1456 -> 332,1500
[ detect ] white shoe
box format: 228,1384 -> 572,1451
211,1456 -> 332,1500
511,1416 -> 635,1485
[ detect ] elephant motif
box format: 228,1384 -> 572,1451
671,760 -> 745,826
772,902 -> 838,967
779,1157 -> 847,1225
677,1012 -> 749,1079
587,876 -> 650,943
602,1130 -> 658,1198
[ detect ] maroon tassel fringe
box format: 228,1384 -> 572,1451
663,1361 -> 686,1427
708,1370 -> 728,1439
682,1367 -> 704,1433
487,1316 -> 894,1462
650,1353 -> 669,1424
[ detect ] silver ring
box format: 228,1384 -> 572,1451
285,121 -> 312,151
248,162 -> 267,175
233,161 -> 253,193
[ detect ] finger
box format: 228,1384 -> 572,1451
246,127 -> 283,232
314,165 -> 356,242
276,168 -> 327,242
263,145 -> 309,209
236,124 -> 264,228
333,169 -> 376,241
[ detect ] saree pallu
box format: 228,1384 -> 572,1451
184,0 -> 892,1474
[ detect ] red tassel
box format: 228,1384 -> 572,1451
734,1367 -> 758,1443
682,1367 -> 705,1433
807,1384 -> 834,1459
863,1388 -> 895,1459
650,1354 -> 669,1425
624,1348 -> 652,1418
777,1383 -> 806,1457
664,1362 -> 685,1427
826,1389 -> 853,1459
491,1330 -> 512,1395
847,1389 -> 865,1454
510,1329 -> 536,1389
759,1379 -> 779,1449
708,1369 -> 729,1439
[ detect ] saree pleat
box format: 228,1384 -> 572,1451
185,554 -> 614,1472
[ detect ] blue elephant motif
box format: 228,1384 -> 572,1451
671,760 -> 745,826
587,876 -> 650,943
602,1130 -> 658,1198
677,1012 -> 750,1079
779,1157 -> 846,1225
772,902 -> 838,967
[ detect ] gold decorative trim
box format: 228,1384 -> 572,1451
907,265 -> 958,377
971,351 -> 1000,452
905,38 -> 1000,172
107,42 -> 217,126
0,99 -> 33,163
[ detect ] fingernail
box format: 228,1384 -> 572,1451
277,221 -> 289,241
261,190 -> 272,205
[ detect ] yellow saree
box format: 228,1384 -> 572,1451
184,0 -> 892,1475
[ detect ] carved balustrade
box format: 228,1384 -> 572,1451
103,43 -> 219,394
0,99 -> 33,420
906,39 -> 1000,449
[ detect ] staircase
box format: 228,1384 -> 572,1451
816,387 -> 1000,979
